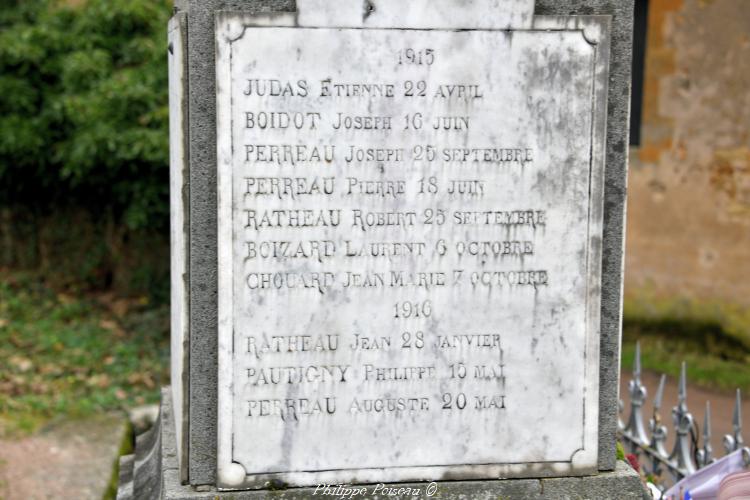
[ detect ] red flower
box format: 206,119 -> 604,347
626,453 -> 641,473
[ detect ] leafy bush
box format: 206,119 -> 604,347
0,0 -> 171,230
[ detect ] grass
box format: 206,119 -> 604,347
622,290 -> 750,393
103,420 -> 134,500
622,318 -> 750,393
624,292 -> 750,352
0,456 -> 5,493
0,271 -> 169,435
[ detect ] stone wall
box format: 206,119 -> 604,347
626,0 -> 750,307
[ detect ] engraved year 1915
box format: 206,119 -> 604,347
397,48 -> 435,66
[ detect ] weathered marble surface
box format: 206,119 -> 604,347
215,10 -> 611,489
296,0 -> 535,29
168,12 -> 189,482
535,0 -> 635,472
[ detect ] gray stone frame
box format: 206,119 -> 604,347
176,0 -> 634,485
184,0 -> 296,486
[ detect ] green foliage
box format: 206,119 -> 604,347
616,441 -> 625,461
0,0 -> 171,230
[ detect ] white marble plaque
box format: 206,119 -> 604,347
216,11 -> 610,490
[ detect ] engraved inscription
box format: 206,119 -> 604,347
217,21 -> 607,485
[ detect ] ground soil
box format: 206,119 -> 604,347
0,414 -> 127,500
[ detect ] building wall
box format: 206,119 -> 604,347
626,0 -> 750,306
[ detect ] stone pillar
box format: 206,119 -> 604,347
119,1 -> 647,498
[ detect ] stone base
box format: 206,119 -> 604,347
117,388 -> 650,500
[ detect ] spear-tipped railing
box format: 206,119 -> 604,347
619,342 -> 748,486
